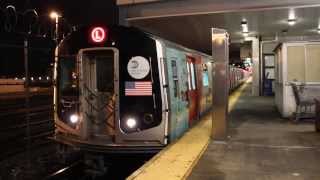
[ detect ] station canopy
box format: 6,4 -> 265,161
118,0 -> 320,54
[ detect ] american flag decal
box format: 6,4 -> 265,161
125,81 -> 152,96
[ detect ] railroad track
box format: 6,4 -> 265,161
0,94 -> 54,160
44,160 -> 86,180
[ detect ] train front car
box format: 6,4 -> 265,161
53,25 -> 167,153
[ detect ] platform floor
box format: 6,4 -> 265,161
188,82 -> 320,180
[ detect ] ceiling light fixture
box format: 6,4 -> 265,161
288,19 -> 296,26
288,8 -> 296,26
242,31 -> 249,37
241,20 -> 249,37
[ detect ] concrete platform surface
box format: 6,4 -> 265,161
127,79 -> 249,180
188,82 -> 320,180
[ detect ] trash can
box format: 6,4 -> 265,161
315,99 -> 320,132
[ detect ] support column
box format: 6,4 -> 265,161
246,37 -> 260,96
211,28 -> 229,140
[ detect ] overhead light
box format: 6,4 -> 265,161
317,28 -> 320,34
241,20 -> 248,32
242,31 -> 249,37
287,8 -> 297,26
50,11 -> 60,19
288,19 -> 296,26
241,21 -> 247,27
241,20 -> 249,36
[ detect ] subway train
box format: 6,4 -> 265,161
53,25 -> 249,153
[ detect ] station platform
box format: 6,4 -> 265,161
127,79 -> 320,180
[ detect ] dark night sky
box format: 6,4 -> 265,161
0,0 -> 119,26
0,0 -> 118,78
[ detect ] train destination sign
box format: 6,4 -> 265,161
127,56 -> 150,79
90,27 -> 107,43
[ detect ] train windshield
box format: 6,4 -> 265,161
57,56 -> 79,126
58,56 -> 78,96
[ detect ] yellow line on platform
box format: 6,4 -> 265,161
228,77 -> 251,112
127,77 -> 252,180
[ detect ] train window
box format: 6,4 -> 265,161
203,71 -> 209,86
57,55 -> 79,126
58,56 -> 78,96
190,62 -> 197,90
186,63 -> 192,90
171,60 -> 178,80
171,60 -> 179,97
173,80 -> 179,98
96,54 -> 114,92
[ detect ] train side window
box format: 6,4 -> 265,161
172,60 -> 178,79
171,60 -> 179,98
96,54 -> 114,93
203,71 -> 209,86
186,63 -> 192,90
190,62 -> 197,90
202,64 -> 209,86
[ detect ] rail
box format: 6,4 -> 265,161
0,94 -> 54,160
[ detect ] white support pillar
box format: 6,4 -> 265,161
246,37 -> 260,96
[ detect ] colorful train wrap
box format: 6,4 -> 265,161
53,25 -> 248,153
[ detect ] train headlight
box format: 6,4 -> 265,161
126,118 -> 137,129
70,114 -> 79,124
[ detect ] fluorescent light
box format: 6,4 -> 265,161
241,20 -> 249,37
241,21 -> 248,32
242,26 -> 248,33
241,21 -> 247,27
289,9 -> 295,20
287,8 -> 297,26
288,19 -> 296,26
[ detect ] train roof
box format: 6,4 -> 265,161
138,27 -> 213,59
59,25 -> 213,60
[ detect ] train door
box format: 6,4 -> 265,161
186,56 -> 199,124
79,48 -> 118,141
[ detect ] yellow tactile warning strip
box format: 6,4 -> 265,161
127,77 -> 252,180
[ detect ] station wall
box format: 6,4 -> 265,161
274,41 -> 320,117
